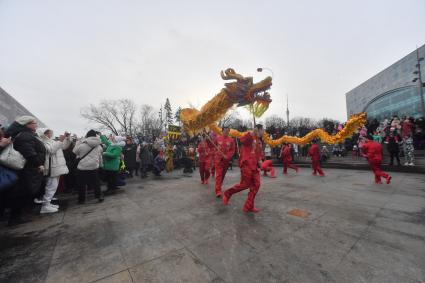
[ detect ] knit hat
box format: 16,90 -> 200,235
16,115 -> 36,125
86,129 -> 97,138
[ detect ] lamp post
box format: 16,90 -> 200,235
256,67 -> 275,127
257,67 -> 274,78
412,47 -> 425,117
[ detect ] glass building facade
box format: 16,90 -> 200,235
364,86 -> 423,121
346,45 -> 425,120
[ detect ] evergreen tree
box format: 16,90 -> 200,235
174,107 -> 182,126
164,98 -> 173,127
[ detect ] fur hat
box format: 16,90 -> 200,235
16,115 -> 36,125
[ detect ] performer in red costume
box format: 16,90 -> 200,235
280,143 -> 299,174
213,126 -> 235,197
210,132 -> 216,177
308,140 -> 325,176
223,124 -> 264,213
261,159 -> 276,177
362,135 -> 391,184
197,134 -> 212,184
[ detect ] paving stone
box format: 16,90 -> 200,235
45,218 -> 127,283
187,233 -> 259,282
92,270 -> 133,283
129,248 -> 221,282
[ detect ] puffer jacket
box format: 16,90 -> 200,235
41,136 -> 70,177
100,135 -> 122,171
73,136 -> 103,170
5,121 -> 46,168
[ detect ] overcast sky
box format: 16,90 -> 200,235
1,0 -> 424,135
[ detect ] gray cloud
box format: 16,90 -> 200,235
0,0 -> 424,135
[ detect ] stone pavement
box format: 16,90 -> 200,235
1,168 -> 425,283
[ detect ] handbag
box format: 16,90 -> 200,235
0,143 -> 26,170
0,165 -> 18,191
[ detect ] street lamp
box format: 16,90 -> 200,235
257,67 -> 274,78
412,48 -> 425,117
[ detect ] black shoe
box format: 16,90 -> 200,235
98,196 -> 104,202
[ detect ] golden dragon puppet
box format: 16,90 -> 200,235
180,68 -> 367,146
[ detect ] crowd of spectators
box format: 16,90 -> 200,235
0,116 -> 200,227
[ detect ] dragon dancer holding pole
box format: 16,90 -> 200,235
181,68 -> 368,213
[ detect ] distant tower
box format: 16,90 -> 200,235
286,94 -> 290,126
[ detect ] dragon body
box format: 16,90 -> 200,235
180,69 -> 366,146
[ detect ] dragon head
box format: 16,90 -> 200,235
220,68 -> 272,117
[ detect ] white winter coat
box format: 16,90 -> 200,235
41,137 -> 70,177
73,136 -> 103,170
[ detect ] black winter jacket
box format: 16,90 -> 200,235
123,143 -> 137,169
5,122 -> 46,168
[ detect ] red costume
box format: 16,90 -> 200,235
261,159 -> 276,177
280,145 -> 299,174
308,143 -> 325,176
362,140 -> 391,184
213,135 -> 235,197
223,132 -> 263,212
197,140 -> 212,184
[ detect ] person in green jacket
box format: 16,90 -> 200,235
372,131 -> 382,144
101,135 -> 124,193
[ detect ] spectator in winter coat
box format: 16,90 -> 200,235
62,135 -> 77,192
123,138 -> 137,177
153,150 -> 166,176
5,116 -> 46,226
403,133 -> 415,166
101,135 -> 124,194
139,142 -> 152,178
0,127 -> 12,219
372,131 -> 382,144
135,143 -> 141,176
37,129 -> 70,213
73,130 -> 104,204
385,128 -> 401,166
401,117 -> 413,139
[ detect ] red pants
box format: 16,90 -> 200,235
199,161 -> 210,182
224,165 -> 260,210
215,161 -> 229,195
312,160 -> 324,176
369,161 -> 389,183
283,162 -> 298,174
262,166 -> 275,177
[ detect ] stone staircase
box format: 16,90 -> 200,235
268,150 -> 425,174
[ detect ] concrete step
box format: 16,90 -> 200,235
264,158 -> 425,174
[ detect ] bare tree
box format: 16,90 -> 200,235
81,99 -> 137,136
289,117 -> 317,129
219,110 -> 239,127
265,115 -> 286,129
